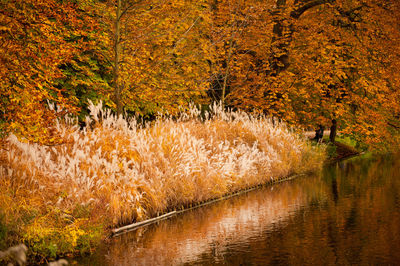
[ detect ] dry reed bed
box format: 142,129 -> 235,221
0,102 -> 324,258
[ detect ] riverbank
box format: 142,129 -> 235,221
305,131 -> 361,162
0,102 -> 325,263
79,153 -> 400,265
329,141 -> 360,162
111,137 -> 360,235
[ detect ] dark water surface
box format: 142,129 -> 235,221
79,155 -> 400,265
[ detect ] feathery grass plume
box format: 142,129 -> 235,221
0,101 -> 325,259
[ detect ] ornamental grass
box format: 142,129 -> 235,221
0,101 -> 325,260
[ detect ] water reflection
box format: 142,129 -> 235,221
80,154 -> 400,265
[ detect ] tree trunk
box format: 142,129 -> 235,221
268,0 -> 292,76
221,39 -> 234,107
267,0 -> 335,76
330,119 -> 337,142
113,0 -> 123,116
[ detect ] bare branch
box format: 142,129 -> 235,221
290,0 -> 335,19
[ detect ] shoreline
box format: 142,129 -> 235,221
326,141 -> 361,163
112,172 -> 306,236
0,106 -> 326,264
0,139 -> 359,265
111,140 -> 360,236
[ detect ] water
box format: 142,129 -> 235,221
78,154 -> 400,265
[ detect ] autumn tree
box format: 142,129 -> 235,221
208,0 -> 273,109
1,0 -> 398,150
211,0 -> 400,150
0,0 -> 106,142
279,0 -> 400,150
101,0 -> 212,116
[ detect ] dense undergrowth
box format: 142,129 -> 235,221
0,102 -> 325,261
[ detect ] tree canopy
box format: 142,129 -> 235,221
1,0 -> 399,150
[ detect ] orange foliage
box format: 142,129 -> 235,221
210,0 -> 400,151
1,0 -> 399,149
0,0 -> 105,143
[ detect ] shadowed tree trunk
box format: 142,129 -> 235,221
267,0 -> 335,76
113,0 -> 123,116
330,119 -> 337,142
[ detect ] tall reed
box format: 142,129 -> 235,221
0,101 -> 325,258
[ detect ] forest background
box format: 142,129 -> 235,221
1,0 -> 400,262
1,0 -> 400,150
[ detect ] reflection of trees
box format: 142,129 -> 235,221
235,155 -> 400,265
81,155 -> 400,265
